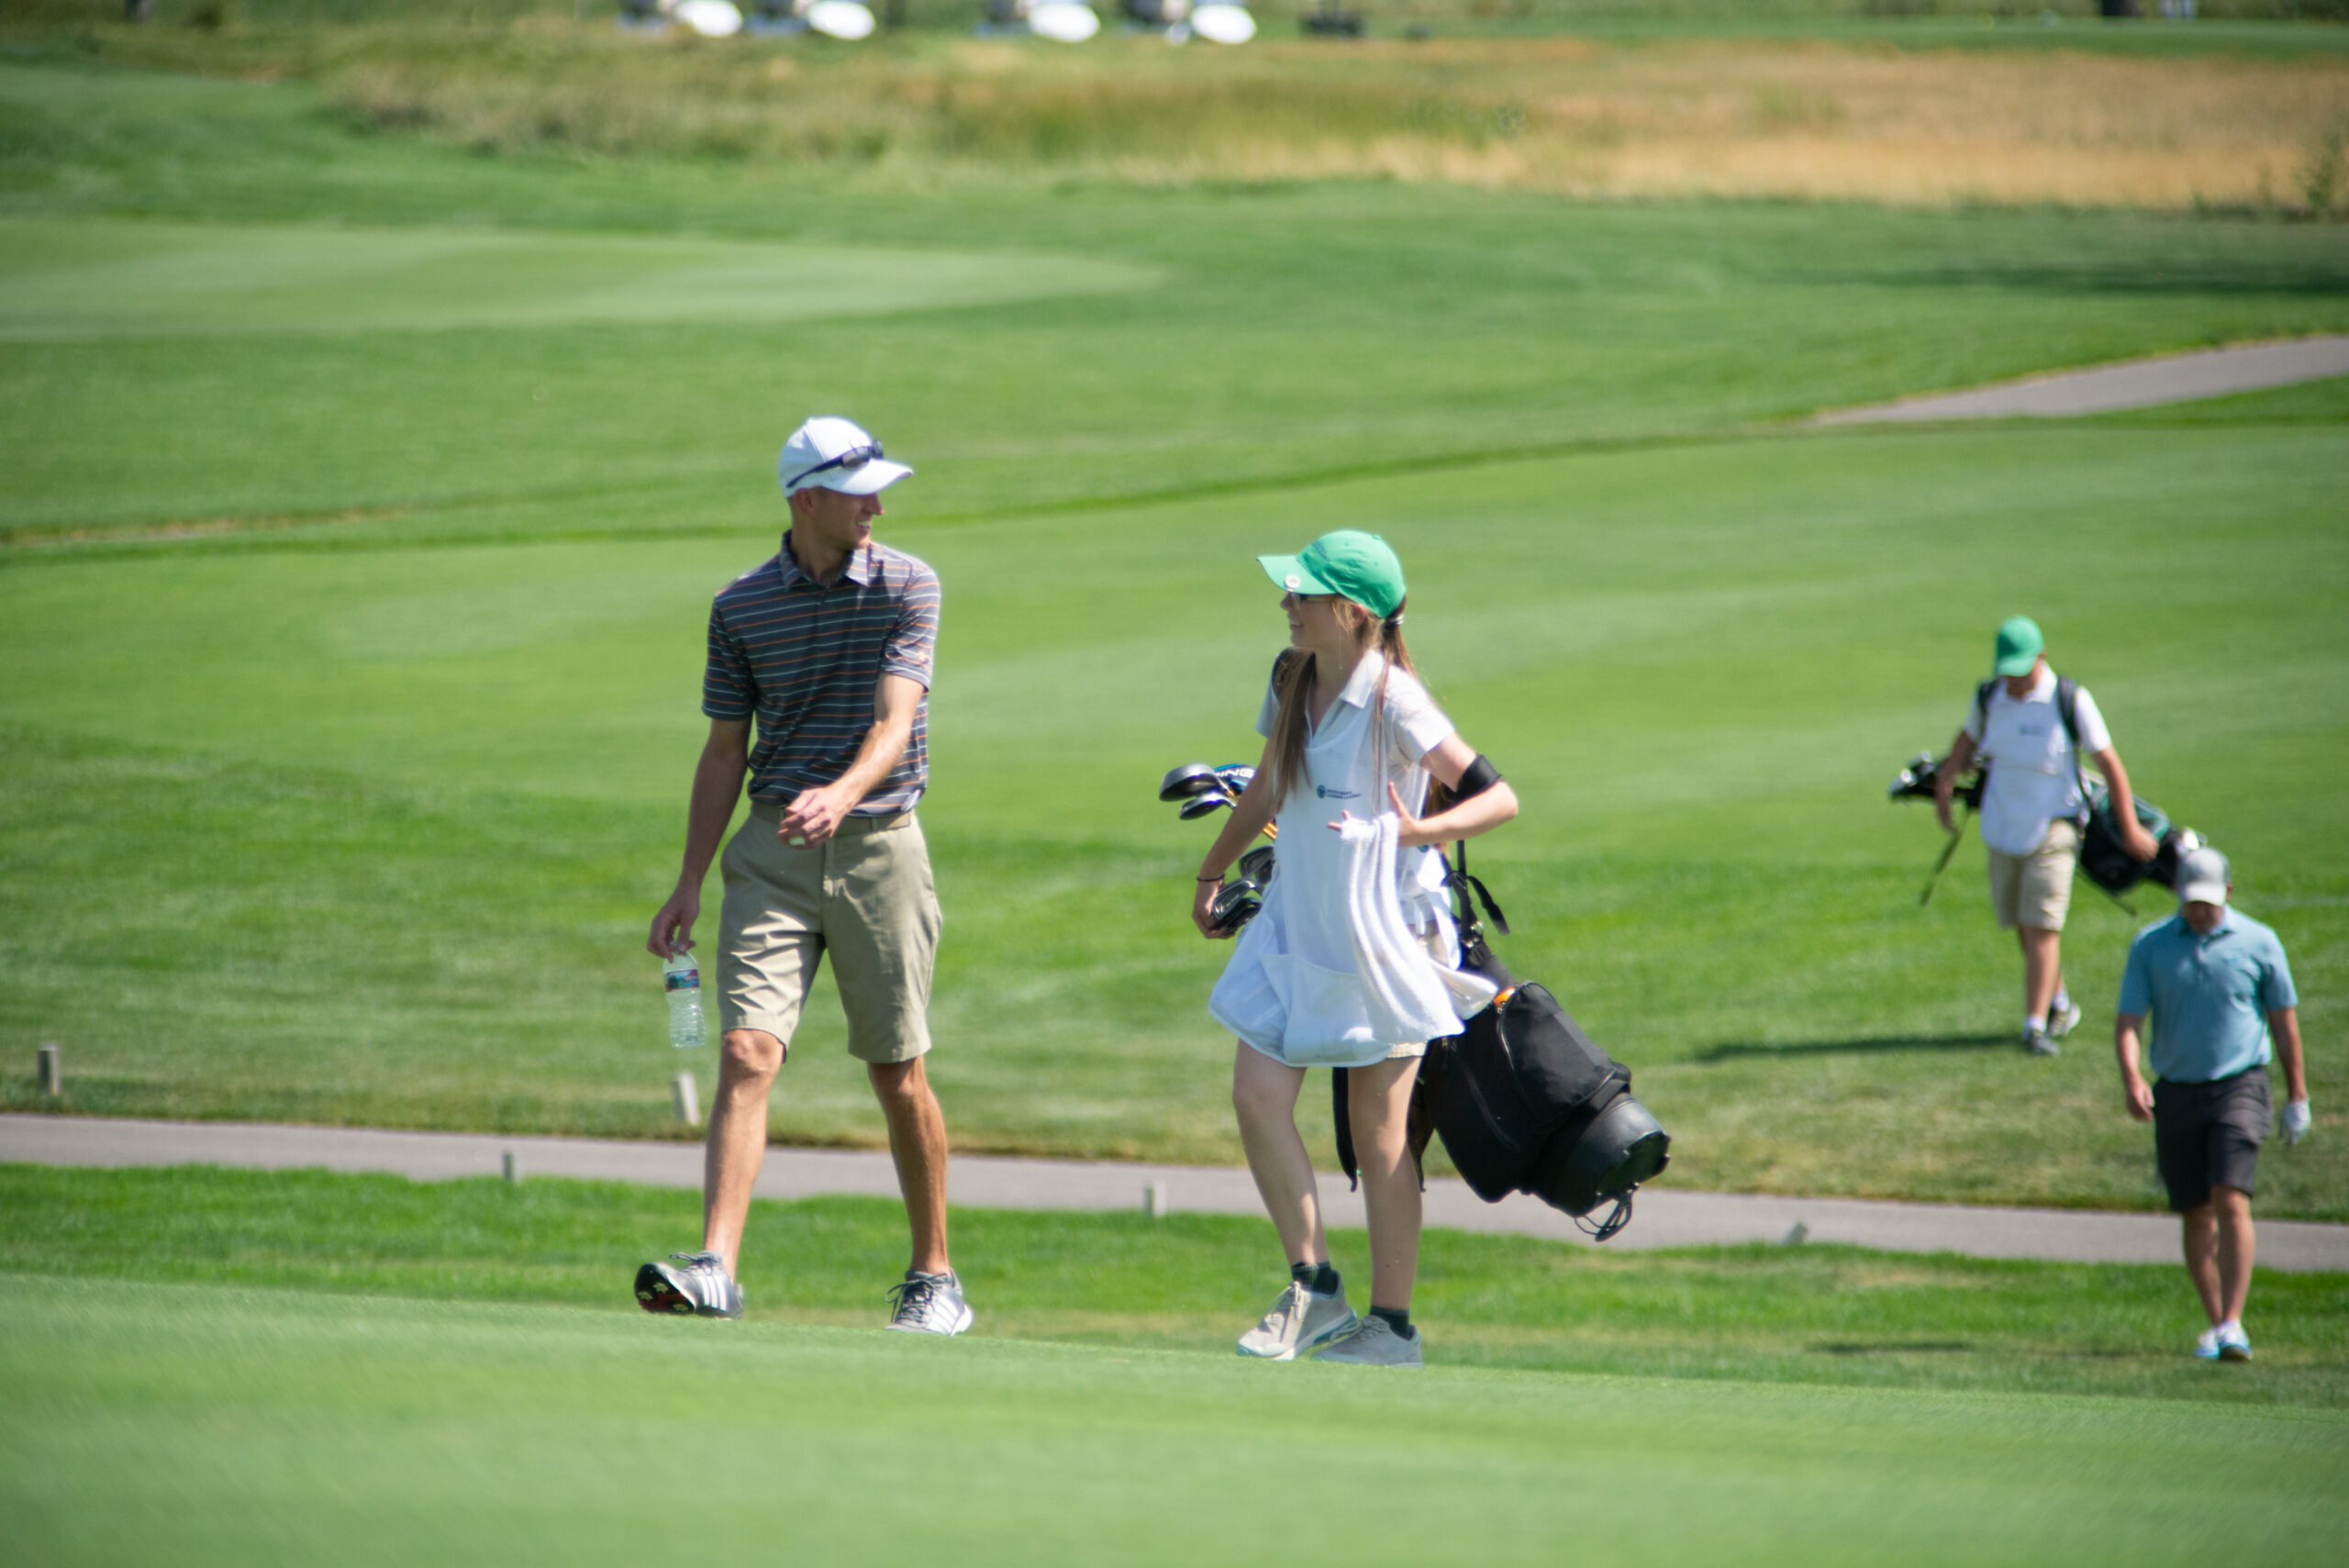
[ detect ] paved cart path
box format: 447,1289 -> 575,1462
1814,334 -> 2349,424
7,1114 -> 2345,1272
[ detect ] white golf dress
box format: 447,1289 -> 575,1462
1208,652 -> 1495,1067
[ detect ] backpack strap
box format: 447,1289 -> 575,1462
2054,672 -> 2093,820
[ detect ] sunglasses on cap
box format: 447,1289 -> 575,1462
785,441 -> 884,491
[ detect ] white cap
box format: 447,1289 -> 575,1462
2176,846 -> 2230,906
778,416 -> 912,496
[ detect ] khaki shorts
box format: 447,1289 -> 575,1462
1987,817 -> 2077,933
717,803 -> 941,1063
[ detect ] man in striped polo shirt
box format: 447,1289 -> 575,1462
637,416 -> 972,1336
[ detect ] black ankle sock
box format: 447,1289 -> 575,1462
1370,1306 -> 1414,1340
1291,1262 -> 1341,1296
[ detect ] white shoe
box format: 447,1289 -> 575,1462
2193,1326 -> 2222,1360
2216,1321 -> 2253,1362
885,1270 -> 974,1336
1236,1280 -> 1357,1361
2046,996 -> 2082,1040
2023,1024 -> 2059,1058
1312,1315 -> 1424,1368
634,1251 -> 743,1319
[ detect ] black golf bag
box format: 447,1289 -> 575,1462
1334,839 -> 1671,1240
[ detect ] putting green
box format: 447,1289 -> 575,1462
2,1276 -> 2343,1567
0,217 -> 1161,340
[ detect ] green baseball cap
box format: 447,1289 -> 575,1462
1258,530 -> 1408,619
1993,615 -> 2044,677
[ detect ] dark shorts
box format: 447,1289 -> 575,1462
2153,1067 -> 2271,1214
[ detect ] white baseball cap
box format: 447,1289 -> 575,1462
2176,846 -> 2231,906
778,416 -> 912,496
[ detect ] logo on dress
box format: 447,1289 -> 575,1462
1315,785 -> 1359,799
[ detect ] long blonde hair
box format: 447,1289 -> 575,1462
1265,599 -> 1416,806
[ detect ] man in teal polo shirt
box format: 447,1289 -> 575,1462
2116,847 -> 2311,1362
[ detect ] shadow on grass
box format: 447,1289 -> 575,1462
1694,1031 -> 2011,1063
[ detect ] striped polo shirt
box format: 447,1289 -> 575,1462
703,534 -> 940,815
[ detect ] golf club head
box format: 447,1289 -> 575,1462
1234,844 -> 1275,884
1160,762 -> 1221,803
1211,763 -> 1255,795
1178,790 -> 1235,820
1887,751 -> 1938,801
1209,879 -> 1263,931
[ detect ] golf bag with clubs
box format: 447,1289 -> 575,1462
1158,754 -> 1671,1237
1331,831 -> 1672,1241
1892,676 -> 2199,908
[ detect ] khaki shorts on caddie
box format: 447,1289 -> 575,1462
1986,817 -> 2078,933
717,802 -> 942,1063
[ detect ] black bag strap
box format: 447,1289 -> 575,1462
1448,836 -> 1511,938
2052,672 -> 2096,820
1332,1066 -> 1358,1190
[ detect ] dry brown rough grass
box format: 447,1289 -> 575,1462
321,29 -> 2349,209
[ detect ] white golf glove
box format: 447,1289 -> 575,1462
2281,1099 -> 2311,1146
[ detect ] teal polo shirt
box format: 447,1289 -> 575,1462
2118,910 -> 2298,1084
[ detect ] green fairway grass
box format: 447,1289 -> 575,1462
0,217 -> 1159,341
4,1209 -> 2347,1564
11,1164 -> 2346,1561
3,61 -> 2345,1211
6,1164 -> 2349,1406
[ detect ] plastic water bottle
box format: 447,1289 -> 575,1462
662,949 -> 705,1051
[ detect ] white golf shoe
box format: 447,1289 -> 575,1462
1313,1315 -> 1423,1368
634,1251 -> 743,1319
2046,995 -> 2083,1040
885,1270 -> 974,1336
1236,1280 -> 1358,1361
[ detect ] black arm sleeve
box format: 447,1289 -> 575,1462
1454,753 -> 1504,800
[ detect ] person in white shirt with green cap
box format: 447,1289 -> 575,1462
1191,528 -> 1520,1368
1935,615 -> 2158,1055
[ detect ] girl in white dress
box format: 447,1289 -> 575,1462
1194,530 -> 1519,1366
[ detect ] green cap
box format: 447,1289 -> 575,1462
1258,530 -> 1408,619
1993,615 -> 2044,677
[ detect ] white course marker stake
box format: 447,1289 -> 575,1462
1145,1182 -> 1170,1219
38,1042 -> 61,1098
502,1151 -> 519,1184
672,1070 -> 701,1128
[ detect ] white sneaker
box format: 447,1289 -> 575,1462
634,1251 -> 743,1319
1312,1315 -> 1423,1368
1236,1280 -> 1357,1361
2216,1321 -> 2253,1362
2023,1024 -> 2059,1058
2193,1326 -> 2222,1360
2046,996 -> 2082,1040
885,1270 -> 974,1336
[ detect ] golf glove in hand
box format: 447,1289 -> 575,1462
2281,1099 -> 2311,1146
